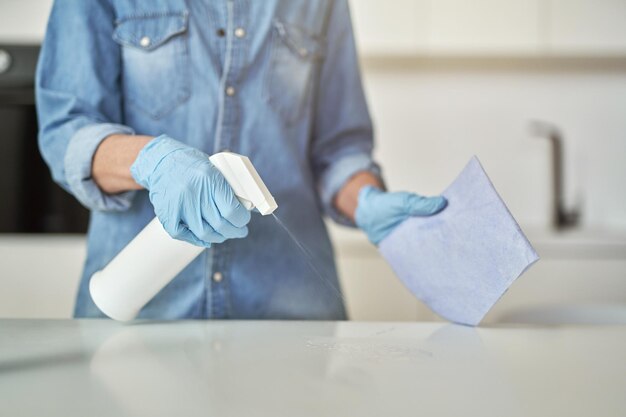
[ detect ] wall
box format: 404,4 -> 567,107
0,0 -> 51,44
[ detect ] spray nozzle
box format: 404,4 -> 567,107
209,152 -> 278,215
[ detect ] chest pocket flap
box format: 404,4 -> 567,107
274,20 -> 325,61
113,12 -> 189,51
266,20 -> 325,124
112,11 -> 191,119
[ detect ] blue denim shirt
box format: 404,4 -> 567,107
36,0 -> 380,320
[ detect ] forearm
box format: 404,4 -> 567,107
94,135 -> 380,219
334,171 -> 383,223
92,134 -> 153,193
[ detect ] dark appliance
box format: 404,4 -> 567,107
0,44 -> 89,233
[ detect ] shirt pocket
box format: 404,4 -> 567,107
265,20 -> 325,125
113,12 -> 190,120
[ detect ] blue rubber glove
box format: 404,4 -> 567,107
131,135 -> 251,247
355,186 -> 447,245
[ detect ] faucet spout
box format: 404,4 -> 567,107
529,120 -> 580,230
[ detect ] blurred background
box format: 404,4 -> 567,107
0,0 -> 625,323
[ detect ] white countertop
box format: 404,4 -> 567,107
1,320 -> 624,417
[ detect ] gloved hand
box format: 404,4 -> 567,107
355,186 -> 447,245
131,135 -> 251,247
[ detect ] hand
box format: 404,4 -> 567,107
355,186 -> 447,245
131,135 -> 251,247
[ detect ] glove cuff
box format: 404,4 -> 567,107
130,134 -> 188,189
354,185 -> 382,230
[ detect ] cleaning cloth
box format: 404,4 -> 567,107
378,156 -> 539,326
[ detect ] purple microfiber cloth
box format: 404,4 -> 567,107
378,156 -> 539,326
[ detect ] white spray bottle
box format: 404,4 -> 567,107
89,152 -> 278,321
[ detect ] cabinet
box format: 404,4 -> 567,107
0,232 -> 625,323
349,0 -> 626,57
349,0 -> 429,55
428,0 -> 542,54
548,0 -> 626,54
338,252 -> 626,324
330,225 -> 626,324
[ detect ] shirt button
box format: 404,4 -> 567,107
234,27 -> 246,38
225,86 -> 236,96
212,271 -> 223,283
139,36 -> 151,48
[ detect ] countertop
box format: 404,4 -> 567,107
1,320 -> 625,417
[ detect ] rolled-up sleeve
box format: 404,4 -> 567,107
36,0 -> 136,211
311,0 -> 382,226
64,122 -> 136,211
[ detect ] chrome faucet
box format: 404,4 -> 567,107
529,120 -> 580,230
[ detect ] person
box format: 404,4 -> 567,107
36,0 -> 446,320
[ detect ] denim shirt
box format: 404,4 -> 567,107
36,0 -> 380,320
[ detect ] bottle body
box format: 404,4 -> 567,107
89,218 -> 204,321
89,151 -> 277,321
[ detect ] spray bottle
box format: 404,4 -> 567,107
89,152 -> 278,321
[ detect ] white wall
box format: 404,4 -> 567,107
0,0 -> 51,44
